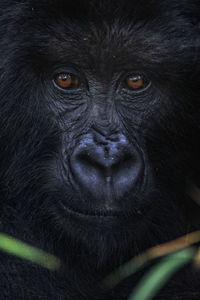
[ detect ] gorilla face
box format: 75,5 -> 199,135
44,34 -> 159,228
0,0 -> 199,258
52,66 -> 152,214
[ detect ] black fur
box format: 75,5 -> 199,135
0,0 -> 200,299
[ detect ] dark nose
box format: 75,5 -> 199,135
70,130 -> 144,200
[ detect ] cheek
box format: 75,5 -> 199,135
44,84 -> 88,118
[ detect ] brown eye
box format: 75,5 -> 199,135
126,74 -> 148,90
55,73 -> 80,89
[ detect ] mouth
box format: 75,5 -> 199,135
58,201 -> 124,217
58,200 -> 143,221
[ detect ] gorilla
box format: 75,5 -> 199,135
0,0 -> 199,299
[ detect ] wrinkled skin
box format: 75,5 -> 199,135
0,0 -> 200,299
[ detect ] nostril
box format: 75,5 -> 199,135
76,148 -> 118,172
77,151 -> 105,172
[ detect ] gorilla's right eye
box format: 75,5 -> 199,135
54,73 -> 80,89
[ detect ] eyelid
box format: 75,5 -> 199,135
120,81 -> 152,96
123,82 -> 151,93
52,64 -> 80,75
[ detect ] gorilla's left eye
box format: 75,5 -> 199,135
54,73 -> 80,89
126,74 -> 149,91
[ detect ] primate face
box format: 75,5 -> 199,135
0,0 -> 199,255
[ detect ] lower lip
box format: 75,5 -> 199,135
58,201 -> 125,218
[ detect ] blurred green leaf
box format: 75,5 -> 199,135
0,233 -> 61,270
105,231 -> 200,288
105,253 -> 150,288
128,247 -> 195,300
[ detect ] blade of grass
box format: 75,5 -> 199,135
105,252 -> 150,287
105,231 -> 200,288
0,233 -> 61,270
128,247 -> 195,300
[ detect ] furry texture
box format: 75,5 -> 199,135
0,0 -> 200,299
